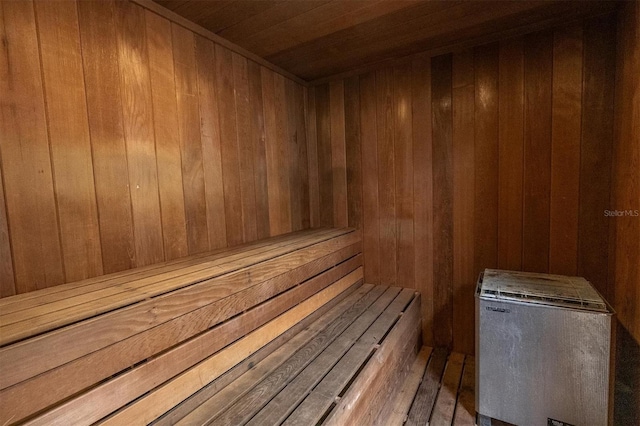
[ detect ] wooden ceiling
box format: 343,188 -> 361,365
154,0 -> 619,82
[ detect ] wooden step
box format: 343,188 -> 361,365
155,285 -> 421,425
0,228 -> 363,425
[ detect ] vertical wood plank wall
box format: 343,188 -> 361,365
613,0 -> 640,349
1,0 -> 637,368
0,0 -> 309,296
309,17 -> 621,354
613,2 -> 640,421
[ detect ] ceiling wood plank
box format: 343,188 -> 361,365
239,0 -> 423,57
219,1 -> 331,42
269,1 -> 617,80
199,1 -> 284,33
152,0 -> 620,81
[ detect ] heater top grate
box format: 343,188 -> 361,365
478,269 -> 611,313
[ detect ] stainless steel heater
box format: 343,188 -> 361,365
475,269 -> 614,426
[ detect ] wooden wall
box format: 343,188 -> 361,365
309,15 -> 620,354
613,1 -> 640,420
0,0 -> 309,296
613,0 -> 640,355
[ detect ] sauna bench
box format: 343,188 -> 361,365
0,227 -> 421,425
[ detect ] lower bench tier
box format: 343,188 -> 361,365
149,284 -> 421,426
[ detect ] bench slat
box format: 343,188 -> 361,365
0,228 -> 336,314
208,283 -> 388,426
170,283 -> 377,426
0,231 -> 360,394
0,228 -> 349,343
245,287 -> 404,426
2,248 -> 361,424
282,287 -> 417,426
323,293 -> 421,426
0,228 -> 386,426
152,280 -> 366,426
91,269 -> 362,426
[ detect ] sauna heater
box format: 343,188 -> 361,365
475,269 -> 614,426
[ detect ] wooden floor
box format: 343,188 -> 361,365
391,347 -> 479,426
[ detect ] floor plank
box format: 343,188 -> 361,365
453,356 -> 475,426
431,352 -> 465,425
405,347 -> 448,425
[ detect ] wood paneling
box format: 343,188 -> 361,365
452,51 -> 475,354
549,26 -> 582,276
292,82 -> 311,231
35,0 -> 103,282
78,0 -> 136,274
344,77 -> 362,231
431,55 -> 454,349
578,16 -> 616,299
194,35 -> 228,250
305,87 -> 320,228
233,52 -> 259,241
154,0 -> 618,81
248,60 -> 271,239
393,65 -> 414,290
0,177 -> 15,297
173,23 -> 209,254
497,39 -> 525,272
273,73 -> 293,233
0,0 -> 310,295
613,8 -> 640,419
311,18 -> 619,353
473,43 -> 498,279
522,30 -> 553,273
116,0 -> 165,267
330,81 -> 348,228
0,0 -> 65,292
359,73 -> 380,285
613,0 -> 640,345
315,84 -> 334,227
376,69 -> 397,286
145,11 -> 189,260
411,56 -> 434,346
215,44 -> 244,246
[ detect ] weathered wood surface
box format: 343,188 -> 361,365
285,289 -> 416,426
171,283 -> 374,426
0,230 -> 358,394
405,347 -> 448,425
431,352 -> 466,425
323,293 -> 421,426
162,286 -> 420,426
209,284 -> 389,426
0,228 -> 328,312
385,346 -> 432,426
0,233 -> 348,336
31,271 -> 362,426
384,350 -> 478,426
0,228 -> 362,425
